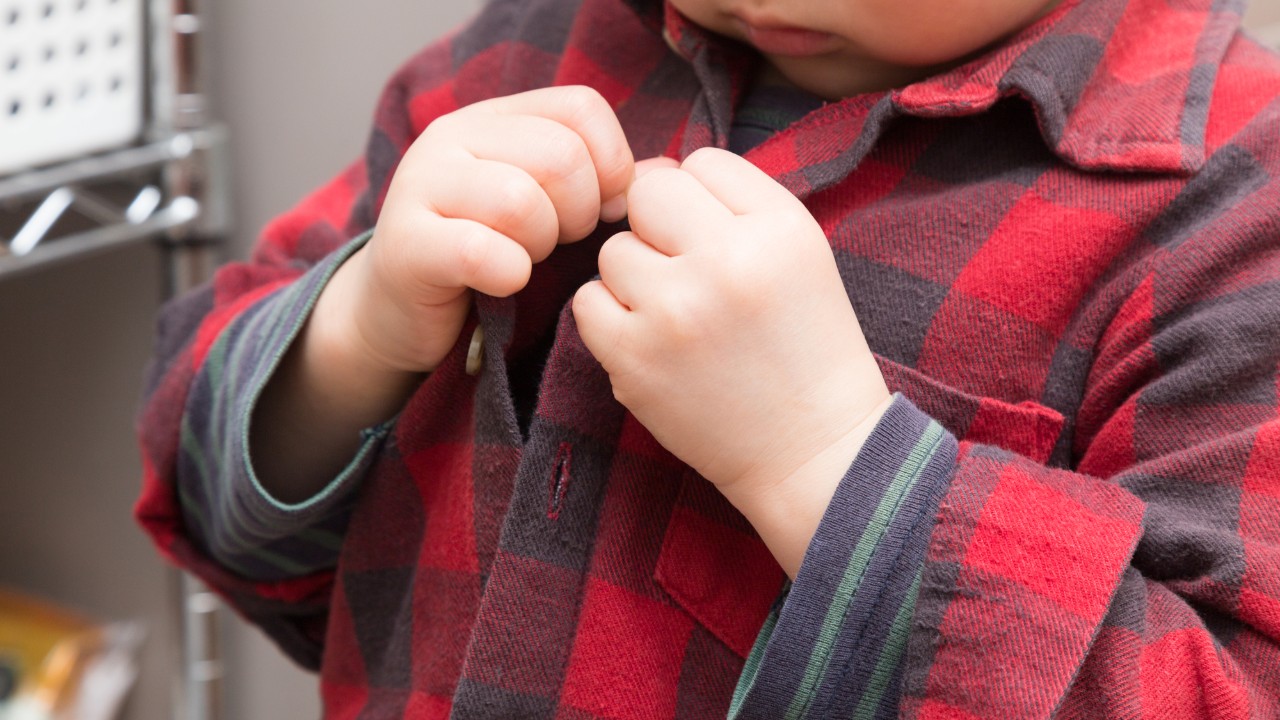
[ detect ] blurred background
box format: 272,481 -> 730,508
0,2 -> 478,718
0,0 -> 1278,717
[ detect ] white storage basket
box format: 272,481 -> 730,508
0,0 -> 144,175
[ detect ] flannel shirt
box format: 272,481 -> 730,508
136,0 -> 1280,716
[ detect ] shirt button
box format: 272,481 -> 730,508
465,325 -> 485,377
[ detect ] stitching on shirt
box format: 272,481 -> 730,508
547,442 -> 573,521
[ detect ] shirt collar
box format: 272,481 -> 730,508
624,0 -> 1245,174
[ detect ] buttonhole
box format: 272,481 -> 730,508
547,442 -> 572,521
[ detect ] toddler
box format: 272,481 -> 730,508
137,0 -> 1280,717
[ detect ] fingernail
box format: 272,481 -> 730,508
634,156 -> 679,179
600,194 -> 627,223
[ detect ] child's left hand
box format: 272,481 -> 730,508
573,148 -> 891,533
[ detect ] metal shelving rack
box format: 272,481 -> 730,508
0,1 -> 226,718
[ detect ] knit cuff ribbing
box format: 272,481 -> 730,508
728,394 -> 957,720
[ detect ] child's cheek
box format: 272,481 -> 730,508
849,0 -> 1064,66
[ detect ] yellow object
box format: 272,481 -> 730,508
0,590 -> 103,716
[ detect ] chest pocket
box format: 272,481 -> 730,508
876,355 -> 1065,464
652,355 -> 1066,657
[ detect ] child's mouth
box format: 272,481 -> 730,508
731,17 -> 838,57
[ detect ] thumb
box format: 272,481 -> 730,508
600,156 -> 681,221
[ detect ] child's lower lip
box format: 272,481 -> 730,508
733,20 -> 837,57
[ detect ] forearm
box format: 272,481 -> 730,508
250,253 -> 425,504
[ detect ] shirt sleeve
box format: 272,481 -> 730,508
729,185 -> 1280,717
727,394 -> 956,720
175,231 -> 391,583
894,220 -> 1280,719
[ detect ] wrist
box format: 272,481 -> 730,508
720,392 -> 894,579
249,246 -> 427,504
307,251 -> 426,399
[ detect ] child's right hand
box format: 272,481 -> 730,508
250,87 -> 634,501
327,85 -> 636,374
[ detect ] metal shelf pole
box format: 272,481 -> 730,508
150,1 -> 226,719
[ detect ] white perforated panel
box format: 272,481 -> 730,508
0,0 -> 144,175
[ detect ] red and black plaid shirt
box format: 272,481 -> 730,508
138,0 -> 1280,716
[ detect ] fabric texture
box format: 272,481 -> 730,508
135,0 -> 1280,717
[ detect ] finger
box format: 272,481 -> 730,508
678,147 -> 800,215
600,156 -> 680,222
572,279 -> 634,373
410,214 -> 533,298
626,167 -> 735,256
455,113 -> 605,241
635,155 -> 681,178
596,231 -> 669,310
479,86 -> 635,208
423,157 -> 559,263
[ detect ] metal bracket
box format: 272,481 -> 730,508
0,128 -> 228,280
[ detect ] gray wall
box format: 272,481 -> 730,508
1251,0 -> 1280,26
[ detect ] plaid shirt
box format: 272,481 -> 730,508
137,0 -> 1280,716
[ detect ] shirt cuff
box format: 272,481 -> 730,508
177,229 -> 391,581
728,394 -> 958,720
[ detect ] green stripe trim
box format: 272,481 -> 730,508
785,420 -> 945,719
224,282 -> 301,526
180,417 -> 213,489
212,331 -> 251,489
204,322 -> 229,389
204,329 -> 232,458
188,408 -> 352,567
175,475 -> 318,576
176,232 -> 376,581
730,593 -> 783,719
851,569 -> 923,720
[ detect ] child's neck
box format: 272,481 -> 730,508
760,55 -> 955,101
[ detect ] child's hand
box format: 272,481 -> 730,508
574,148 -> 890,519
253,87 -> 634,501
331,86 -> 635,374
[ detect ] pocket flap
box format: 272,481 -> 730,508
654,474 -> 785,658
877,355 -> 1065,463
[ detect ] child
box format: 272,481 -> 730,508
137,0 -> 1280,716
